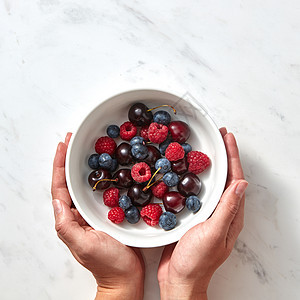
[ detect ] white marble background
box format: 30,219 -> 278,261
1,0 -> 300,299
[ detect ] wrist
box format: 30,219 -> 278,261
159,279 -> 209,300
95,280 -> 144,300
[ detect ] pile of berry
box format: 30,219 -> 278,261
87,103 -> 210,231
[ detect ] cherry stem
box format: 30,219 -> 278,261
143,175 -> 163,191
93,178 -> 118,191
145,167 -> 161,188
147,105 -> 176,114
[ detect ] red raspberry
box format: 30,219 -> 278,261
120,121 -> 137,141
103,187 -> 120,207
140,204 -> 163,226
108,207 -> 125,224
187,151 -> 210,174
165,142 -> 185,161
131,162 -> 151,183
95,136 -> 117,156
148,122 -> 168,144
140,125 -> 149,141
151,181 -> 169,199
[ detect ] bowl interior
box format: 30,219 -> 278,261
66,89 -> 227,247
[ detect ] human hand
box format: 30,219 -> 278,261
157,128 -> 248,300
51,133 -> 144,300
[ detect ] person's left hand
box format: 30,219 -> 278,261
51,133 -> 144,300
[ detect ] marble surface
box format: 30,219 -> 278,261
1,0 -> 300,299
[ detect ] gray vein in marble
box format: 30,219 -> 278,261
0,203 -> 6,212
3,0 -> 11,14
39,0 -> 60,7
246,180 -> 280,231
64,259 -> 75,279
180,44 -> 213,72
0,172 -> 26,201
126,60 -> 146,73
121,3 -> 154,25
234,239 -> 269,284
40,290 -> 51,300
269,106 -> 285,121
290,63 -> 300,80
0,243 -> 13,266
63,5 -> 95,24
0,116 -> 19,142
188,72 -> 195,78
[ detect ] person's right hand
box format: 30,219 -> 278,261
51,133 -> 145,300
157,128 -> 248,300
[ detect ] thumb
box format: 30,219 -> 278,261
211,180 -> 248,235
52,199 -> 85,246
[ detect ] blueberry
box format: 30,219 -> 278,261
130,136 -> 145,146
159,138 -> 172,155
108,158 -> 118,172
119,195 -> 132,210
186,196 -> 202,213
125,206 -> 140,224
155,158 -> 171,173
163,172 -> 179,187
181,143 -> 192,155
131,144 -> 148,160
153,110 -> 171,125
99,153 -> 113,169
159,212 -> 177,230
88,154 -> 100,169
107,125 -> 120,138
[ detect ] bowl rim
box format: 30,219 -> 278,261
65,88 -> 228,248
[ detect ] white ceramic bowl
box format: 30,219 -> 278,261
65,89 -> 227,248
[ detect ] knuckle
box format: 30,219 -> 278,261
226,201 -> 239,217
55,221 -> 68,237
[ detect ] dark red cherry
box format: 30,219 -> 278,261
88,169 -> 111,190
115,142 -> 134,165
113,169 -> 133,189
128,103 -> 153,126
171,157 -> 188,175
127,183 -> 153,206
177,172 -> 202,197
168,121 -> 190,144
143,145 -> 161,167
163,191 -> 186,214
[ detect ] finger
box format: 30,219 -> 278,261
65,132 -> 72,146
224,133 -> 244,187
219,127 -> 227,137
51,142 -> 72,206
210,180 -> 248,237
52,199 -> 85,247
226,193 -> 245,249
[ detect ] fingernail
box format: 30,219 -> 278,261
235,181 -> 248,198
52,199 -> 62,217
